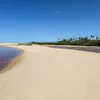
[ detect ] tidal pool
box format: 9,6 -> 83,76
0,47 -> 21,71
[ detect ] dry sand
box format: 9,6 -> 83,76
0,45 -> 100,100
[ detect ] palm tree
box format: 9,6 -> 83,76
69,38 -> 73,42
90,35 -> 95,40
96,36 -> 99,40
79,37 -> 82,40
58,38 -> 60,41
72,38 -> 75,41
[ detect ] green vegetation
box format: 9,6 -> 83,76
18,35 -> 100,46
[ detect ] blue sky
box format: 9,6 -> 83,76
0,0 -> 100,42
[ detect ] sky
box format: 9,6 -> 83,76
0,0 -> 100,42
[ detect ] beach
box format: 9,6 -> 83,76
0,45 -> 100,100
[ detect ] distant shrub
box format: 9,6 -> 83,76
25,43 -> 33,46
20,35 -> 100,47
18,43 -> 24,45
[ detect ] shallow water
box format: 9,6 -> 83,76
0,47 -> 21,71
47,46 -> 100,53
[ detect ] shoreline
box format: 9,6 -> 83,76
45,45 -> 100,53
0,45 -> 100,100
0,46 -> 24,74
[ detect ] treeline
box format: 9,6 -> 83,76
18,35 -> 100,46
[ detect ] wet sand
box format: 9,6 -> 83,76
0,45 -> 100,100
0,47 -> 21,71
46,45 -> 100,53
0,46 -> 24,74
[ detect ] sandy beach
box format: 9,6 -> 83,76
0,45 -> 100,100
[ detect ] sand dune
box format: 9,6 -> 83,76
0,45 -> 100,100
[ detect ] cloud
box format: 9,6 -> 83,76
51,11 -> 61,16
55,11 -> 61,14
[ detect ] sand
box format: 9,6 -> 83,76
0,45 -> 100,100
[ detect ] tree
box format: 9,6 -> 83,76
90,35 -> 95,40
58,38 -> 60,41
69,38 -> 73,42
96,36 -> 99,40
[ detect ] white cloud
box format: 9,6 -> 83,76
50,11 -> 61,16
55,11 -> 61,14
